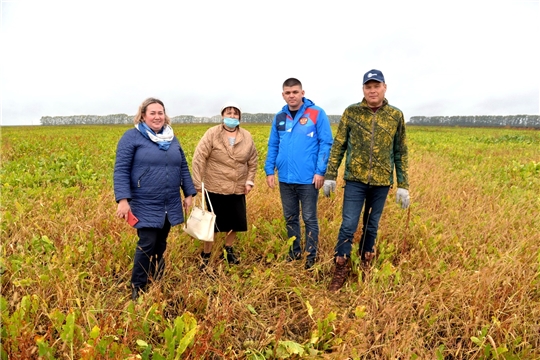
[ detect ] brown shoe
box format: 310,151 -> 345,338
361,251 -> 375,269
328,257 -> 349,292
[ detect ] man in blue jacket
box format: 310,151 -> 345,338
264,78 -> 333,269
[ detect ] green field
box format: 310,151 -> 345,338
1,124 -> 539,359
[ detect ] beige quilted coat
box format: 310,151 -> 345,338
192,125 -> 258,195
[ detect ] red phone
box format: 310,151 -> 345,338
127,210 -> 139,227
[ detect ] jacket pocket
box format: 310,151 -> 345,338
137,168 -> 150,188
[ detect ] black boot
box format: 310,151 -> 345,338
305,258 -> 316,270
222,246 -> 240,265
131,285 -> 146,301
199,251 -> 211,271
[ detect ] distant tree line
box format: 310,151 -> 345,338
409,115 -> 540,128
39,114 -> 539,128
40,113 -> 342,125
40,114 -> 131,125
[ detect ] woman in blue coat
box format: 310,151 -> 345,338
114,97 -> 196,300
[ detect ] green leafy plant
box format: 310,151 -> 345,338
1,125 -> 539,358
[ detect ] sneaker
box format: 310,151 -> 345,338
222,246 -> 240,265
305,258 -> 316,270
199,251 -> 211,271
328,257 -> 349,292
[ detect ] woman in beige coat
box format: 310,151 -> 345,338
191,102 -> 258,268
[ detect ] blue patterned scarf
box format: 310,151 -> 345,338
136,122 -> 174,151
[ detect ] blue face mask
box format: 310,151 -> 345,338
223,117 -> 240,128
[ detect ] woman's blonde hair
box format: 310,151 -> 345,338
133,98 -> 171,125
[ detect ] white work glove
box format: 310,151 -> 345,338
323,180 -> 336,197
396,188 -> 410,209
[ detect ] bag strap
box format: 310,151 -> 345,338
201,182 -> 214,213
200,182 -> 206,211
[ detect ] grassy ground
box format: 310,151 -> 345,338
1,124 -> 539,359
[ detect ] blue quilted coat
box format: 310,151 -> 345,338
114,128 -> 197,228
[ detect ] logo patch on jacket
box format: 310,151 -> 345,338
276,113 -> 288,131
299,117 -> 308,125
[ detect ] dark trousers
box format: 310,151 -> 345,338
334,181 -> 390,258
278,182 -> 320,261
131,216 -> 171,289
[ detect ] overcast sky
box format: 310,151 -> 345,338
2,0 -> 539,126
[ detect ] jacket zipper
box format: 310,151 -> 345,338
368,111 -> 376,184
137,168 -> 149,188
164,150 -> 169,214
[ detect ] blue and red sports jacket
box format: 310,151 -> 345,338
264,98 -> 333,184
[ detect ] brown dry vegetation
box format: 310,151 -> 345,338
1,124 -> 539,359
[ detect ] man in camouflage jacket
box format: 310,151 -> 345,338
323,69 -> 410,291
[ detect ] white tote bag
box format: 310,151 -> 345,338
183,183 -> 216,242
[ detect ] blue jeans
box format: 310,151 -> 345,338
131,216 -> 171,288
334,181 -> 390,259
279,182 -> 319,260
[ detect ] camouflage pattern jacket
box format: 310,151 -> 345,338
325,98 -> 409,189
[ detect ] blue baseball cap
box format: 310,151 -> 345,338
363,69 -> 385,84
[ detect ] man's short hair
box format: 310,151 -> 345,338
283,78 -> 302,88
